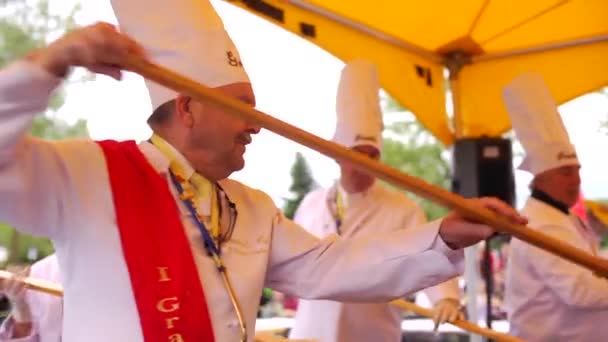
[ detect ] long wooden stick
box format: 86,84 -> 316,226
0,270 -> 63,297
121,55 -> 608,277
0,271 -> 515,341
390,300 -> 522,342
255,332 -> 315,342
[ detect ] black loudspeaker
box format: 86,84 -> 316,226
452,137 -> 516,333
451,137 -> 515,206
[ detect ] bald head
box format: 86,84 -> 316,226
147,99 -> 176,128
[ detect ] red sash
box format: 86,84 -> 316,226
97,140 -> 215,342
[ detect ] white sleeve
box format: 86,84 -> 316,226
407,204 -> 461,304
0,61 -> 97,239
266,208 -> 464,302
0,61 -> 61,159
526,224 -> 608,308
423,278 -> 460,304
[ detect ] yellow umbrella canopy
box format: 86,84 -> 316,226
223,0 -> 608,145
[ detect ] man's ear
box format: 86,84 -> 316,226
175,95 -> 193,128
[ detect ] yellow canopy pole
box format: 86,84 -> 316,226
446,52 -> 471,139
450,76 -> 463,139
448,63 -> 463,139
121,55 -> 608,278
390,300 -> 522,342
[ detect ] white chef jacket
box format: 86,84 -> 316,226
506,197 -> 608,342
289,184 -> 460,342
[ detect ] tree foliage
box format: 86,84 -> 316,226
282,152 -> 317,219
380,96 -> 451,220
0,0 -> 86,266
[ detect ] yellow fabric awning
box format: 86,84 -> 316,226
222,0 -> 608,145
585,200 -> 608,226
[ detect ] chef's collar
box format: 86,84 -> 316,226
531,187 -> 569,215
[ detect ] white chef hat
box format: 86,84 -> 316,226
502,72 -> 579,176
332,59 -> 384,150
110,0 -> 250,110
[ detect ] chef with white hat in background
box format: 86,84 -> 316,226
289,60 -> 463,342
503,72 -> 608,342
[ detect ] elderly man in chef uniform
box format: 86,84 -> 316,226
503,72 -> 608,342
289,60 -> 463,342
0,0 -> 526,339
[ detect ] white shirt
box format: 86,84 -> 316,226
0,60 -> 464,342
289,183 -> 460,342
506,197 -> 608,342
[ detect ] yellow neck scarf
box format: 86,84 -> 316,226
150,134 -> 221,243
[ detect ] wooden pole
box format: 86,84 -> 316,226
120,56 -> 608,278
391,300 -> 523,342
0,270 -> 63,297
0,272 -> 550,342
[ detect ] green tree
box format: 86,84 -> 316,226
30,115 -> 89,140
0,0 -> 86,266
0,0 -> 78,64
282,152 -> 317,219
380,96 -> 451,220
